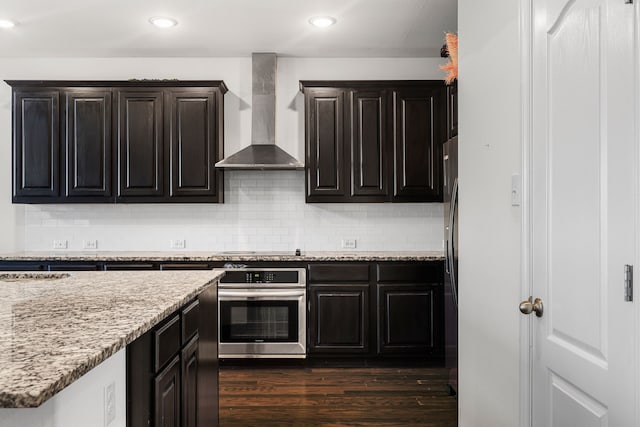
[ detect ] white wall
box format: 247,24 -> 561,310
458,0 -> 523,426
0,57 -> 447,252
0,82 -> 24,252
0,349 -> 126,427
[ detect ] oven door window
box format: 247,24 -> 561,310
220,300 -> 299,343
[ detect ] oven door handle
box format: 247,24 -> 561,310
218,290 -> 306,298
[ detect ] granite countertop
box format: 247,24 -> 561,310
0,250 -> 444,262
0,270 -> 223,408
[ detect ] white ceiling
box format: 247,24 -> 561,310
0,0 -> 457,58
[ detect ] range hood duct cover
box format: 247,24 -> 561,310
215,53 -> 304,170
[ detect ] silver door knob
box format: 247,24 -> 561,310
519,296 -> 544,317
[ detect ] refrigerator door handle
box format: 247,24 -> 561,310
445,239 -> 450,274
449,178 -> 459,307
444,241 -> 449,274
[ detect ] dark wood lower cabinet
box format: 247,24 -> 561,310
181,336 -> 199,427
0,262 -> 45,271
376,283 -> 443,355
47,263 -> 101,271
308,284 -> 369,354
155,356 -> 181,427
127,290 -> 218,427
104,263 -> 157,270
308,261 -> 444,360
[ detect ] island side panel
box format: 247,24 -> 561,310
0,349 -> 126,427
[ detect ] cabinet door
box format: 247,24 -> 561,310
166,89 -> 220,200
13,89 -> 60,198
305,88 -> 347,201
181,336 -> 198,427
391,87 -> 445,202
446,83 -> 458,139
154,355 -> 181,427
64,89 -> 112,197
116,90 -> 164,197
308,284 -> 369,354
349,89 -> 389,200
376,283 -> 443,355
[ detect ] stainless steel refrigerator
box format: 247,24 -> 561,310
443,136 -> 458,396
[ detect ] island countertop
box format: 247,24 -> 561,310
0,270 -> 223,408
0,250 -> 444,262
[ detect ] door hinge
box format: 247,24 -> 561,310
625,264 -> 633,302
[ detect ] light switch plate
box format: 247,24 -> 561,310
511,174 -> 522,206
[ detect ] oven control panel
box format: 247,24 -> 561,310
221,270 -> 301,284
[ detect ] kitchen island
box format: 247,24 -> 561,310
0,270 -> 222,426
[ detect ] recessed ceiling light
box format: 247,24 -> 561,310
309,16 -> 336,28
149,17 -> 178,29
0,19 -> 16,29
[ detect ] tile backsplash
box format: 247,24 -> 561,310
23,171 -> 443,252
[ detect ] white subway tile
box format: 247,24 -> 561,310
23,171 -> 444,251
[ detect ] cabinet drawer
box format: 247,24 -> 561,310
182,300 -> 200,345
104,263 -> 157,271
376,262 -> 444,283
155,314 -> 181,371
308,263 -> 369,282
47,264 -> 101,271
160,263 -> 211,270
0,263 -> 45,271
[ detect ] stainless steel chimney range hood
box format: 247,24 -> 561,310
215,53 -> 304,170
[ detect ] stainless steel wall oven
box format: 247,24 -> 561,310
217,268 -> 306,358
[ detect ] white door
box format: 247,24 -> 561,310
530,0 -> 637,425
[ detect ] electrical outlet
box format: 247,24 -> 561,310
170,239 -> 186,249
341,239 -> 357,249
104,382 -> 115,426
53,240 -> 68,250
83,240 -> 98,250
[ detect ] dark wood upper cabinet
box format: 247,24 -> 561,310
349,89 -> 389,200
166,88 -> 223,200
6,80 -> 227,204
12,89 -> 60,199
304,88 -> 347,201
64,89 -> 112,198
301,81 -> 445,203
116,89 -> 164,198
391,86 -> 445,202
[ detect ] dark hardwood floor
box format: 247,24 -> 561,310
219,365 -> 457,426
